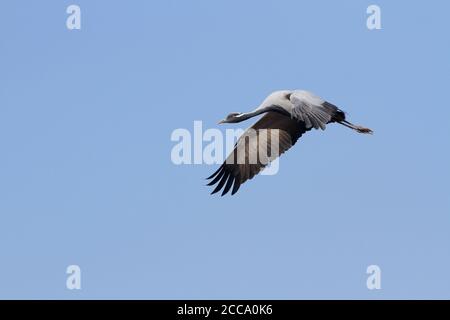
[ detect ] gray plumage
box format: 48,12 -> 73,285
208,90 -> 373,196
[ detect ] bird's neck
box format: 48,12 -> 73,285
234,109 -> 266,122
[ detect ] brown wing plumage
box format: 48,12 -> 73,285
207,112 -> 310,196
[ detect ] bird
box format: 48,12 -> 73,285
207,90 -> 373,196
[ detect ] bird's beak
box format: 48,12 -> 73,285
218,119 -> 226,124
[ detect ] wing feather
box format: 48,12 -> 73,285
207,112 -> 309,195
290,90 -> 344,130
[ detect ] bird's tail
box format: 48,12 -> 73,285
339,120 -> 373,134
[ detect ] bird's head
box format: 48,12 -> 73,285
218,112 -> 242,124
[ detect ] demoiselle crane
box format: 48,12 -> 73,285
207,90 -> 372,196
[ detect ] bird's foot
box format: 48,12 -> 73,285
355,126 -> 373,134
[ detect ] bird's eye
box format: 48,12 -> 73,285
285,93 -> 292,100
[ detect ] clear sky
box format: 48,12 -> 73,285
1,0 -> 449,299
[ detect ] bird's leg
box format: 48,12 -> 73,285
339,120 -> 373,134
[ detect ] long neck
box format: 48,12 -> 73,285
233,105 -> 289,123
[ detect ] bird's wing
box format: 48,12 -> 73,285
290,90 -> 342,130
207,112 -> 309,196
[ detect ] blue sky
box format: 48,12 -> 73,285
1,0 -> 449,299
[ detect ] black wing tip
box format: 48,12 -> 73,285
206,164 -> 224,180
231,180 -> 242,195
207,165 -> 241,196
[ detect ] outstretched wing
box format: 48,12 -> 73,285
207,112 -> 310,196
290,90 -> 345,130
